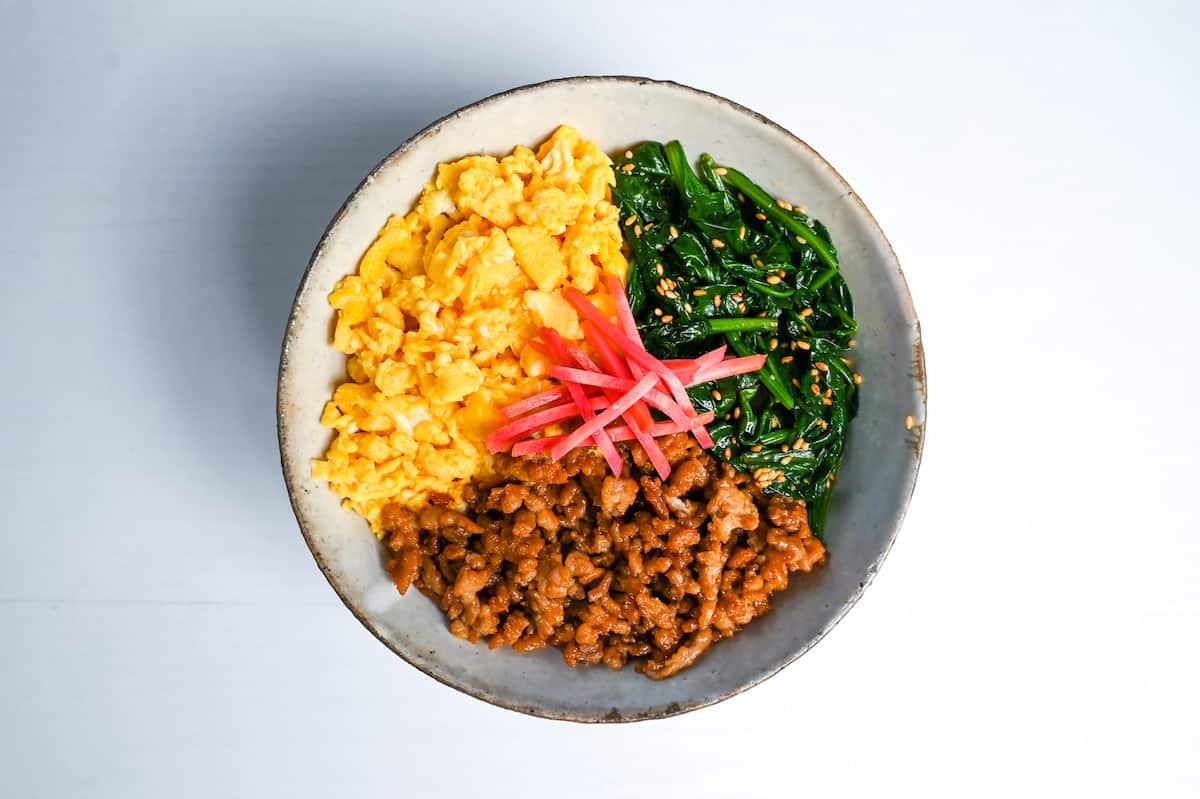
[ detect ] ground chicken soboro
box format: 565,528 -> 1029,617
380,434 -> 825,678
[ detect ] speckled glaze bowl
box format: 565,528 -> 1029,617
278,76 -> 925,722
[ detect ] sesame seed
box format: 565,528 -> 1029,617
840,356 -> 851,365
714,294 -> 722,307
905,415 -> 915,430
854,373 -> 863,385
724,447 -> 732,459
771,418 -> 780,429
776,198 -> 793,211
714,167 -> 728,176
796,438 -> 809,450
711,238 -> 725,249
796,206 -> 807,215
810,369 -> 820,378
624,149 -> 634,159
766,275 -> 782,285
769,338 -> 779,350
739,226 -> 746,240
683,302 -> 692,313
781,444 -> 790,452
645,223 -> 654,230
693,288 -> 707,296
653,307 -> 662,316
655,262 -> 664,275
810,383 -> 821,396
754,212 -> 767,221
661,315 -> 674,324
815,361 -> 828,371
795,235 -> 807,245
733,406 -> 741,419
792,378 -> 802,388
753,467 -> 780,486
621,163 -> 635,172
669,225 -> 679,238
737,192 -> 745,202
751,444 -> 763,452
712,389 -> 722,401
624,215 -> 636,227
781,355 -> 794,363
823,397 -> 833,406
849,339 -> 857,347
724,413 -> 732,421
800,308 -> 814,318
634,225 -> 642,237
796,340 -> 811,350
782,456 -> 793,465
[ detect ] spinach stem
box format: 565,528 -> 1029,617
747,279 -> 795,299
810,266 -> 838,291
710,162 -> 840,273
705,317 -> 778,333
726,333 -> 795,409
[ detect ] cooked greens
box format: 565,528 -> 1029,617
611,141 -> 859,534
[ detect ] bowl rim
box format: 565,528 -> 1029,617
277,74 -> 927,723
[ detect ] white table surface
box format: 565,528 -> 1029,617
3,1 -> 1197,796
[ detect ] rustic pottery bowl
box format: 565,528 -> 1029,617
278,76 -> 925,722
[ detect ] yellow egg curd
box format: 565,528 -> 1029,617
312,126 -> 627,533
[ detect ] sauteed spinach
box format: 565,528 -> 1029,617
611,141 -> 859,533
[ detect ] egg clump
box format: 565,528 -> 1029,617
312,126 -> 627,532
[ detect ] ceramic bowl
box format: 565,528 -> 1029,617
278,76 -> 925,722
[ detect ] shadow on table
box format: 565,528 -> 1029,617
126,57 -> 557,555
233,80 -> 485,519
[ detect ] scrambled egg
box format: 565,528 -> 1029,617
312,126 -> 627,532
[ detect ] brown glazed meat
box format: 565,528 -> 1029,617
380,434 -> 825,679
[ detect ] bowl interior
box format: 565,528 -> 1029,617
278,77 -> 924,722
